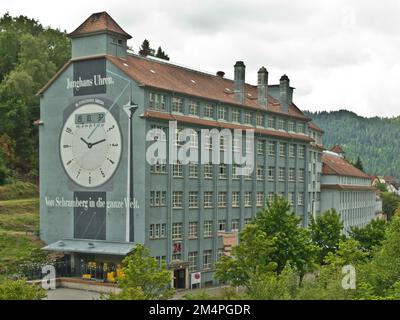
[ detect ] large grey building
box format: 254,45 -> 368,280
38,12 -> 374,288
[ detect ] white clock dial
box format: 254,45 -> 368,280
60,103 -> 122,188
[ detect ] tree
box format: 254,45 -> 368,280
381,192 -> 400,220
155,46 -> 170,61
0,278 -> 47,300
139,39 -> 155,57
349,219 -> 386,252
109,244 -> 174,300
0,149 -> 8,184
215,197 -> 317,287
353,156 -> 364,172
310,209 -> 344,264
376,181 -> 388,193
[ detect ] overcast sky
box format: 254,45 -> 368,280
2,0 -> 400,117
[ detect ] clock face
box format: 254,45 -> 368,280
60,103 -> 122,188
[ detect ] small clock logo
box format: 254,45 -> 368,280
60,103 -> 122,188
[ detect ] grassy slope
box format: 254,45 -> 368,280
0,197 -> 45,275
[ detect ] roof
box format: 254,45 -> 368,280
308,121 -> 324,133
321,184 -> 376,191
144,111 -> 314,142
330,145 -> 344,154
322,153 -> 370,179
42,239 -> 135,256
68,12 -> 132,39
107,54 -> 310,120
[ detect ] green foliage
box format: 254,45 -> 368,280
381,192 -> 400,220
0,181 -> 38,200
353,156 -> 364,171
0,278 -> 46,300
310,209 -> 344,264
305,110 -> 400,177
183,289 -> 214,300
376,181 -> 388,192
109,244 -> 174,300
155,46 -> 170,61
349,219 -> 386,252
0,150 -> 7,184
139,39 -> 170,61
215,197 -> 317,288
0,13 -> 70,177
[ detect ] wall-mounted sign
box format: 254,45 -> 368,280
191,272 -> 201,285
71,59 -> 114,96
173,242 -> 182,254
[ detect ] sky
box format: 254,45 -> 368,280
2,0 -> 400,117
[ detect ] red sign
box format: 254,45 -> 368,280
173,242 -> 182,254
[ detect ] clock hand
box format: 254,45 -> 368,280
91,139 -> 106,147
80,137 -> 90,147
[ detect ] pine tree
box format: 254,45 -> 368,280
354,156 -> 364,172
138,39 -> 155,57
155,46 -> 170,61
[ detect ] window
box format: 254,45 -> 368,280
189,162 -> 198,178
268,192 -> 275,204
204,221 -> 213,238
204,164 -> 213,179
172,254 -> 181,261
278,119 -> 285,130
149,223 -> 166,239
173,162 -> 183,177
268,117 -> 275,129
149,92 -> 166,111
266,167 -> 274,181
204,104 -> 214,118
189,192 -> 198,208
297,123 -> 305,134
257,166 -> 264,180
220,136 -> 226,151
232,109 -> 240,122
203,250 -> 212,270
256,114 -> 264,127
172,223 -> 183,239
219,164 -> 227,179
288,121 -> 295,132
172,191 -> 183,208
233,137 -> 241,153
231,219 -> 240,231
299,146 -> 305,159
188,222 -> 198,238
268,142 -> 276,156
279,143 -> 286,157
257,192 -> 264,207
289,145 -> 295,158
188,100 -> 199,116
289,168 -> 295,181
244,218 -> 252,225
245,192 -> 252,207
288,192 -> 294,206
299,168 -> 305,182
218,106 -> 226,120
150,191 -> 167,207
257,140 -> 264,155
188,252 -> 198,272
218,220 -> 226,232
204,192 -> 213,208
218,192 -> 227,207
172,97 -> 183,113
244,112 -> 252,125
190,131 -> 198,149
204,132 -> 213,150
298,192 -> 304,205
279,167 -> 285,181
232,191 -> 240,207
232,165 -> 240,180
150,162 -> 167,174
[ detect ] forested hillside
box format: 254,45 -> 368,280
305,110 -> 400,177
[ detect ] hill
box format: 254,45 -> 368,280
305,110 -> 400,177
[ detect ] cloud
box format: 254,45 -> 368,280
1,0 -> 399,117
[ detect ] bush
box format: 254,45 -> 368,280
0,181 -> 38,201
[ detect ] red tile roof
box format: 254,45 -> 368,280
308,121 -> 324,133
107,54 -> 310,120
68,12 -> 132,39
330,145 -> 344,154
143,111 -> 314,142
321,184 -> 376,191
322,153 -> 369,178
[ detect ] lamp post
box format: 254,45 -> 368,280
123,102 -> 138,242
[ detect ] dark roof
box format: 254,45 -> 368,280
107,54 -> 309,119
322,153 -> 370,179
321,184 -> 376,191
68,12 -> 132,39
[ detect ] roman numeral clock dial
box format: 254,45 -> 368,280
60,103 -> 122,188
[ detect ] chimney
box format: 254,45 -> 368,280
257,67 -> 268,108
216,71 -> 225,78
279,74 -> 290,113
234,61 -> 246,104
